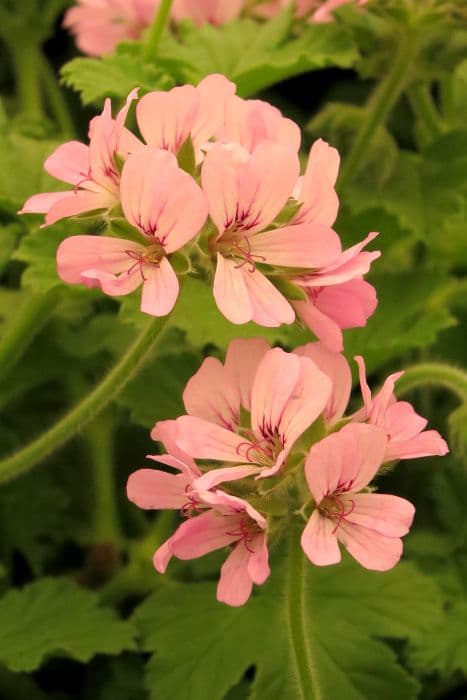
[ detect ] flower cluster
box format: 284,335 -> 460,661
20,74 -> 379,350
63,0 -> 366,57
127,338 -> 448,606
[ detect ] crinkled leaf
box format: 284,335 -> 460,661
0,578 -> 136,672
156,15 -> 358,96
61,44 -> 174,104
409,601 -> 467,676
132,558 -> 440,700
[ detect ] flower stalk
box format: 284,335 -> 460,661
0,314 -> 171,484
142,0 -> 174,60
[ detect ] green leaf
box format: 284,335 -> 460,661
155,16 -> 357,97
61,44 -> 174,104
343,272 -> 457,373
409,601 -> 467,676
132,558 -> 440,700
119,276 -> 312,349
0,578 -> 136,672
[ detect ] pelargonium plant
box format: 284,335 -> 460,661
1,0 -> 466,698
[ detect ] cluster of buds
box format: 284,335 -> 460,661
63,0 -> 368,57
21,74 -> 379,351
127,338 -> 448,606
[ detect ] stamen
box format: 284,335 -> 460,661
330,498 -> 356,534
232,237 -> 266,273
125,250 -> 147,281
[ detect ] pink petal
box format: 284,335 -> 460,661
354,355 -> 372,417
170,510 -> 239,559
191,74 -> 236,153
150,419 -> 200,476
301,510 -> 341,565
140,258 -> 179,316
56,235 -> 144,284
213,254 -> 253,324
46,188 -> 115,225
153,537 -> 174,573
346,493 -> 415,537
293,139 -> 340,226
172,0 -> 243,25
224,338 -> 270,411
313,280 -> 378,329
242,268 -> 295,327
81,266 -> 142,296
183,356 -> 240,428
385,430 -> 449,461
250,349 -> 301,439
293,297 -> 344,352
19,191 -> 72,216
121,146 -> 208,249
385,401 -> 427,442
126,469 -> 190,509
295,342 -> 351,424
250,223 -> 341,269
370,369 -> 405,428
304,423 -> 387,504
337,522 -> 404,571
278,355 -> 332,448
136,85 -> 199,152
217,542 -> 254,607
201,144 -> 243,235
175,415 -> 247,462
236,142 -> 300,233
44,141 -> 90,185
247,532 -> 270,585
194,465 -> 260,491
305,232 -> 380,285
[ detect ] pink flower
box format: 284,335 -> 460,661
354,357 -> 449,461
172,0 -> 243,25
19,89 -> 140,226
63,0 -> 159,57
291,139 -> 340,227
56,146 -> 208,315
158,490 -> 270,606
201,141 -> 341,327
292,233 -> 381,352
174,338 -> 332,482
294,341 -> 351,426
218,95 -> 301,154
253,0 -> 366,22
301,423 -> 415,571
136,74 -> 236,161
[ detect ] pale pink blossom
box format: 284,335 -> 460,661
218,95 -> 301,153
253,0 -> 367,22
294,342 -> 351,426
201,141 -> 341,327
56,146 -> 208,315
19,90 -> 140,225
157,490 -> 269,606
174,339 -> 332,482
172,0 -> 243,25
301,423 -> 415,571
136,74 -> 236,161
292,232 -> 381,352
353,357 -> 449,461
291,139 -> 340,227
63,0 -> 158,57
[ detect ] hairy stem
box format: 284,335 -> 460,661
0,288 -> 61,388
395,363 -> 467,404
286,522 -> 321,700
5,38 -> 44,118
0,315 -> 170,484
142,0 -> 174,60
408,83 -> 443,140
39,53 -> 75,136
339,29 -> 415,190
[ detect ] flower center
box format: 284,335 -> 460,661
125,244 -> 165,281
319,494 -> 356,534
235,428 -> 284,467
217,234 -> 266,273
225,515 -> 261,553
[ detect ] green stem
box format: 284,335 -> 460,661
286,521 -> 320,700
38,53 -> 74,137
5,39 -> 44,118
339,29 -> 415,190
408,83 -> 443,140
142,0 -> 174,60
0,315 -> 170,484
85,409 -> 121,544
0,288 -> 61,388
395,363 -> 467,404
